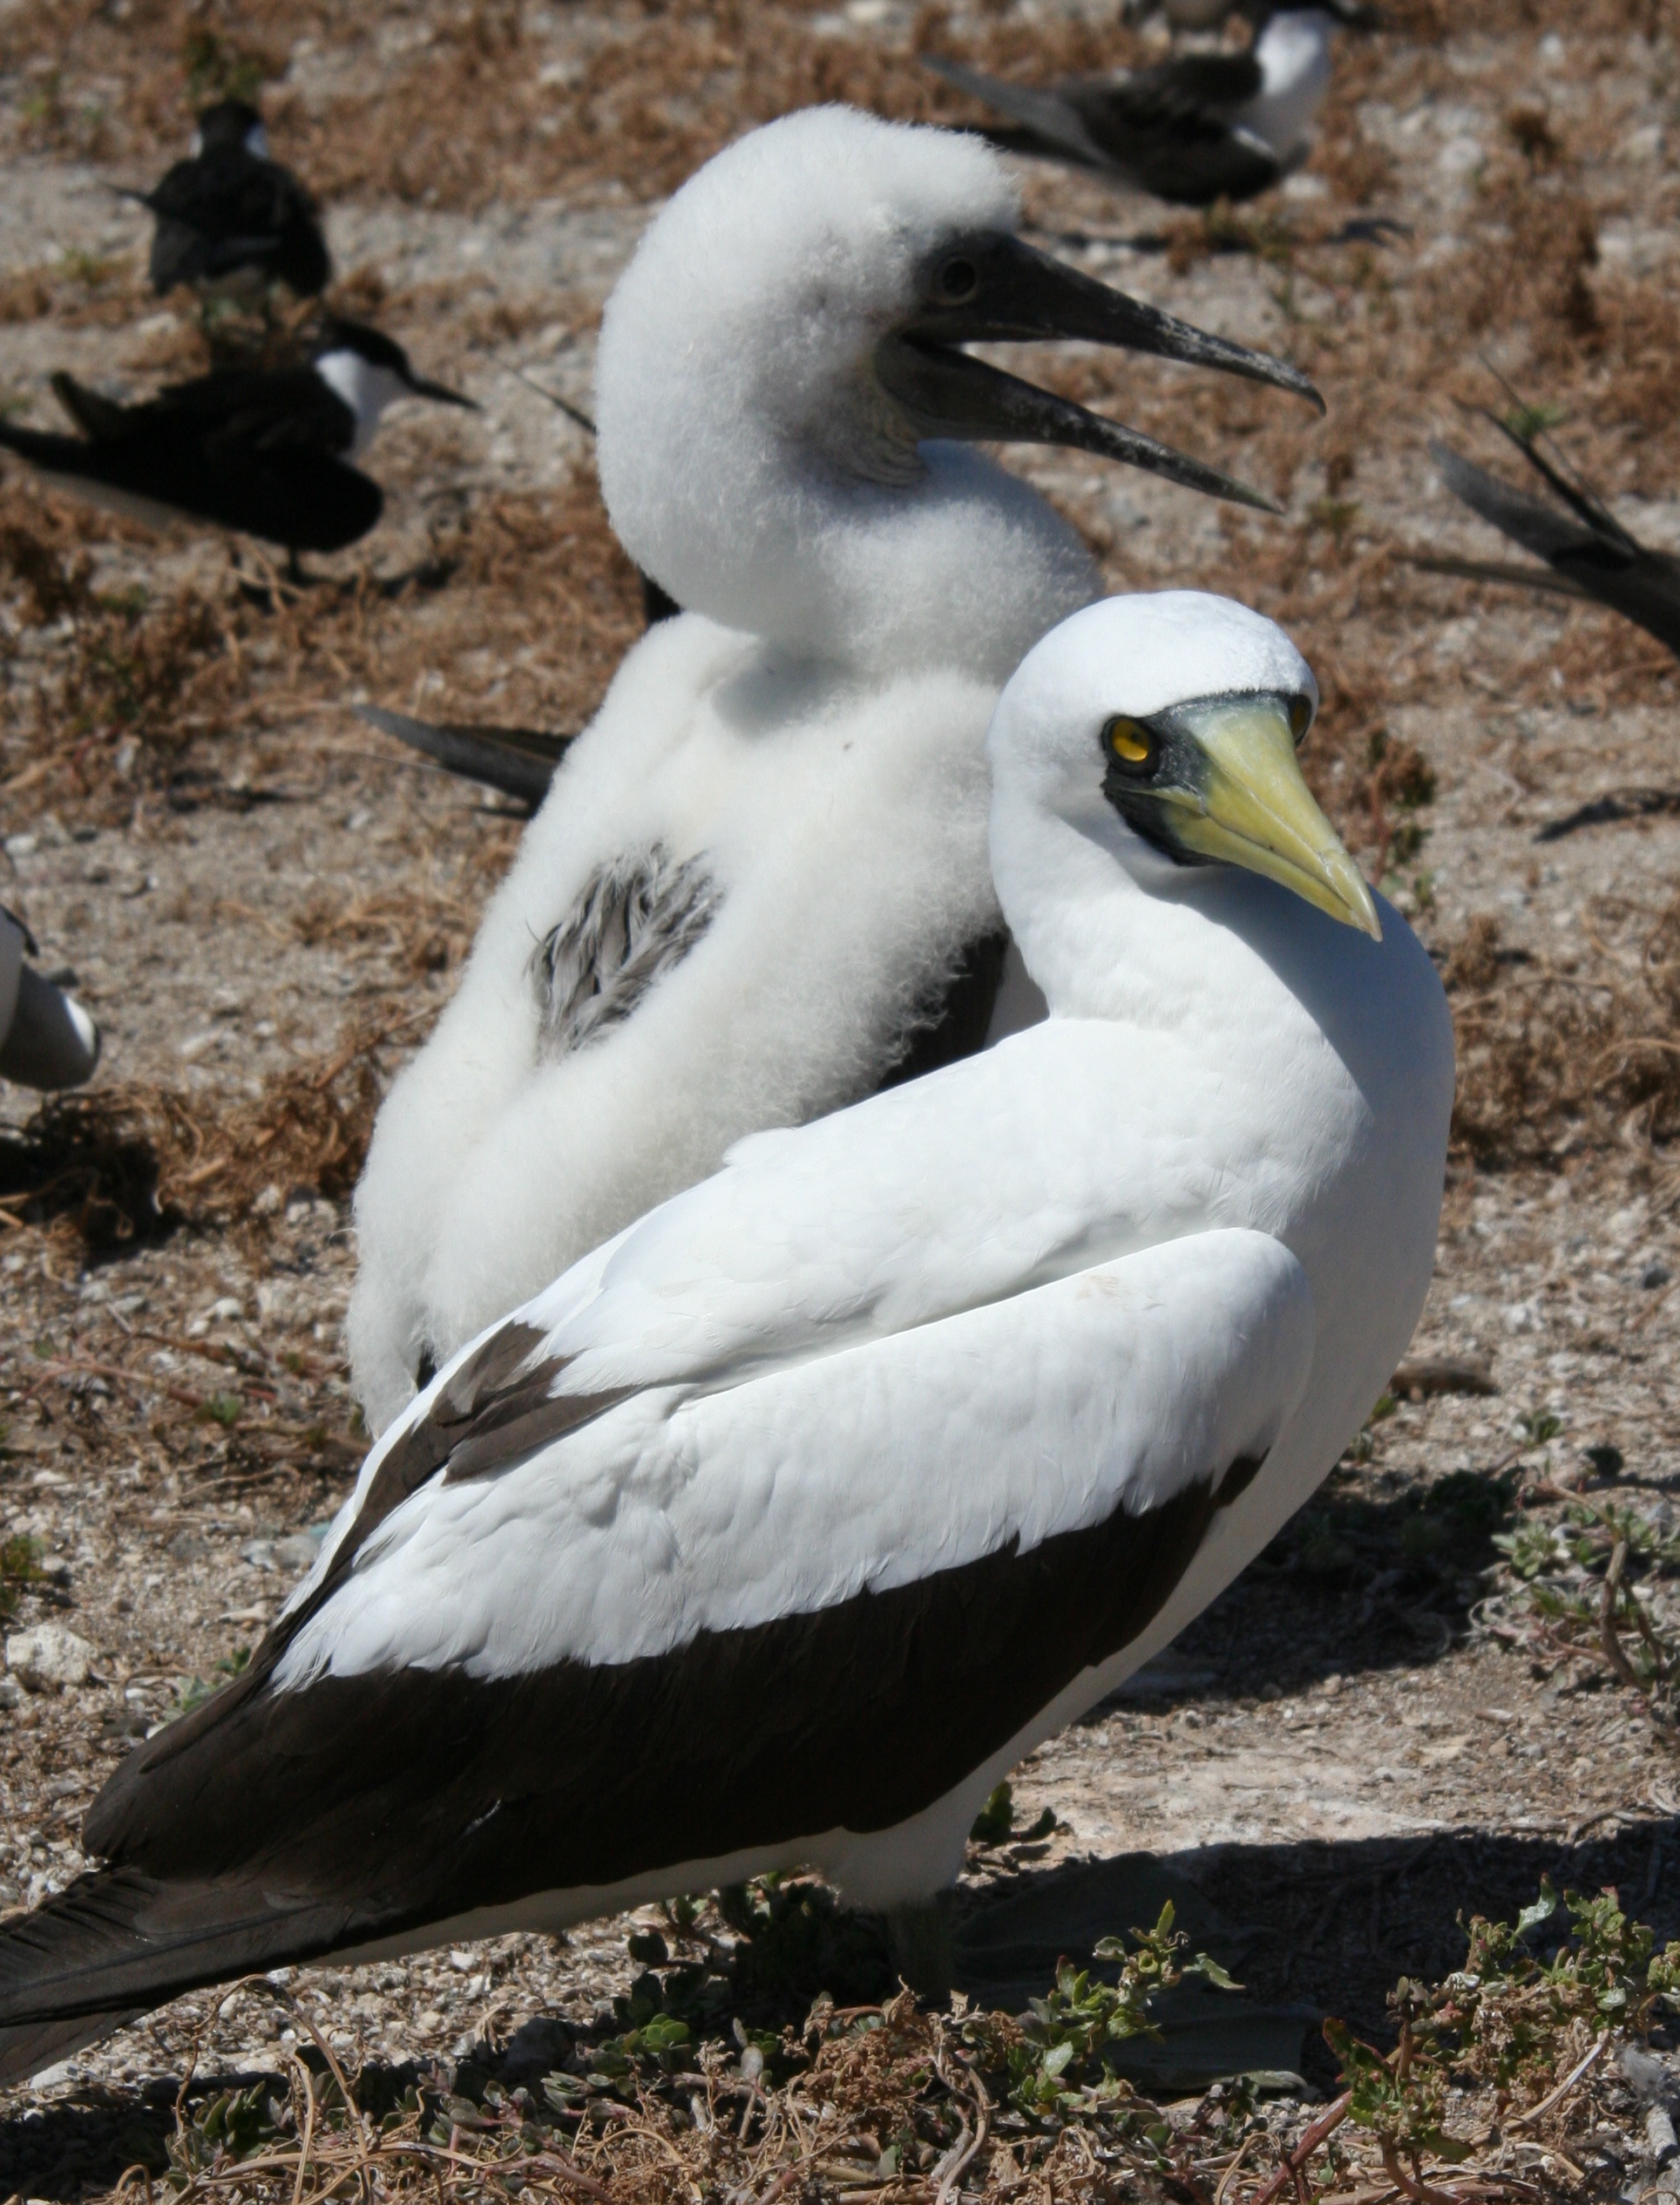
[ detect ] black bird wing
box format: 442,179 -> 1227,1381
1064,53 -> 1279,201
925,55 -> 1114,168
1,376 -> 380,553
928,51 -> 1278,204
1433,438 -> 1680,662
149,365 -> 358,458
1077,49 -> 1267,136
53,365 -> 356,459
144,147 -> 330,296
356,706 -> 571,806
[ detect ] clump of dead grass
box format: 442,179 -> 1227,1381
130,1870 -> 1677,2205
1445,896 -> 1680,1170
0,484 -> 251,810
0,1017 -> 413,1251
0,462 -> 643,824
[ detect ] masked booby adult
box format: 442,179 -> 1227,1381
348,105 -> 1323,1435
0,590 -> 1451,2078
926,2 -> 1376,208
1428,426 -> 1680,664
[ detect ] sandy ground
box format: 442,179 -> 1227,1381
2,0 -> 1680,2194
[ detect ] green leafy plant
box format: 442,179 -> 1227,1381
169,2083 -> 287,2174
986,1903 -> 1237,2120
176,1645 -> 251,1715
183,30 -> 271,107
1494,1488 -> 1680,1713
1310,1881 -> 1680,2195
1502,401 -> 1567,441
970,1781 -> 1057,1846
0,1533 -> 44,1624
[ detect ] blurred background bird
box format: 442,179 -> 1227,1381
129,98 -> 331,302
0,911 -> 99,1093
1426,417 -> 1680,665
0,320 -> 474,580
926,0 -> 1379,208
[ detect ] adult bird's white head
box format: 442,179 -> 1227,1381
987,591 -> 1380,1021
596,106 -> 1319,681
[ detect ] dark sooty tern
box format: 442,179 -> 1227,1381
132,99 -> 331,299
0,321 -> 475,573
927,1 -> 1377,208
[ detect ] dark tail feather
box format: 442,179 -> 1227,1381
1484,410 -> 1639,553
0,419 -> 91,472
354,705 -> 570,806
0,1868 -> 357,2086
1403,550 -> 1588,600
922,57 -> 1108,169
1430,440 -> 1627,573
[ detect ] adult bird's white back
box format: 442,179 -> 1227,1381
349,105 -> 1323,1434
0,591 -> 1452,2082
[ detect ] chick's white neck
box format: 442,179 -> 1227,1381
600,405 -> 1100,684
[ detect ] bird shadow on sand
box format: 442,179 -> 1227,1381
1132,1452 -> 1521,1700
953,1813 -> 1680,2094
7,1816 -> 1675,2199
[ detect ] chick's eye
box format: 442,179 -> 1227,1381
1288,695 -> 1313,744
1103,716 -> 1154,769
938,255 -> 979,301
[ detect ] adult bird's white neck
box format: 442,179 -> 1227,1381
989,786 -> 1312,1040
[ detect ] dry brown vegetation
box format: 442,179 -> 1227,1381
0,1017 -> 403,1248
0,467 -> 645,821
3,0 -> 1680,2195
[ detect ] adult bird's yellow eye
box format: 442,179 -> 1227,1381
1104,716 -> 1154,768
1288,695 -> 1313,744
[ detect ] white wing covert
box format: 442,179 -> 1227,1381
279,1226 -> 1315,1686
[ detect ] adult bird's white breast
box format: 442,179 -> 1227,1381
348,105 -> 1324,1435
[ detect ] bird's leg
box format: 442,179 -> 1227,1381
285,546 -> 307,590
886,1890 -> 956,2004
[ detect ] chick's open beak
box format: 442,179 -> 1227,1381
874,231 -> 1321,512
1160,696 -> 1380,939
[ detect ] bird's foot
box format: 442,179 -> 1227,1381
886,1890 -> 956,2004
